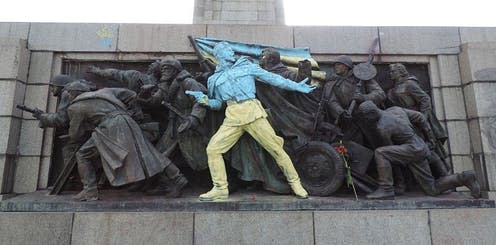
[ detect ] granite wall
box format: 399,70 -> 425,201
1,209 -> 496,244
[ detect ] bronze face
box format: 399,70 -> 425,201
334,63 -> 349,76
160,65 -> 177,82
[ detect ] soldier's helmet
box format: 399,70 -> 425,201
49,74 -> 74,87
335,55 -> 354,69
161,59 -> 183,71
64,80 -> 92,92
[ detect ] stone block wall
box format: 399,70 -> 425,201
0,37 -> 30,198
0,23 -> 495,198
194,0 -> 285,25
1,209 -> 496,244
459,42 -> 496,195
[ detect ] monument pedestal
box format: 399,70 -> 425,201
1,190 -> 495,244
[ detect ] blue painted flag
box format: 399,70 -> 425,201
191,37 -> 326,80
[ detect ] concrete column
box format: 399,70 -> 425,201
459,42 -> 496,199
16,52 -> 54,192
193,0 -> 285,25
0,38 -> 30,199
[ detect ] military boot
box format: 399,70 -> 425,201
199,187 -> 229,201
436,171 -> 480,198
366,165 -> 395,199
146,164 -> 185,196
366,187 -> 395,200
73,187 -> 98,202
289,181 -> 309,199
74,159 -> 98,201
199,155 -> 229,201
164,175 -> 189,198
460,170 -> 481,198
273,153 -> 308,198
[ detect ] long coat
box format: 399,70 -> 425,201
387,76 -> 447,143
154,70 -> 209,171
68,88 -> 168,186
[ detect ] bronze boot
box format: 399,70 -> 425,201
460,170 -> 481,198
436,171 -> 480,198
366,187 -> 395,200
367,165 -> 394,199
164,176 -> 189,198
199,154 -> 229,201
72,187 -> 98,202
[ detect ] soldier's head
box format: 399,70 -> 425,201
259,48 -> 281,69
389,63 -> 409,81
159,59 -> 183,82
64,81 -> 92,101
213,42 -> 236,64
334,55 -> 353,75
49,74 -> 74,96
357,100 -> 381,123
147,60 -> 163,80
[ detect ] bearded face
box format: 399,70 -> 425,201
160,65 -> 177,82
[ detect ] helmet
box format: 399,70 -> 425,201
161,59 -> 183,71
64,81 -> 92,92
335,55 -> 354,69
49,74 -> 74,87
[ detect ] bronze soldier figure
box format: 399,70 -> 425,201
357,101 -> 480,200
33,76 -> 97,184
387,63 -> 450,176
323,55 -> 386,144
259,48 -> 318,113
66,85 -> 187,201
139,59 -> 210,194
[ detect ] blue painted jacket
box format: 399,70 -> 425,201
206,57 -> 304,110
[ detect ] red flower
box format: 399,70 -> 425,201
334,144 -> 348,154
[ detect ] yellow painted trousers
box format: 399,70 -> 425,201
206,99 -> 301,189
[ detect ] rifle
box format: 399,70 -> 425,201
188,35 -> 215,74
16,104 -> 44,118
162,101 -> 188,120
49,146 -> 79,195
162,101 -> 204,137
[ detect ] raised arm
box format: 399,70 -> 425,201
249,62 -> 314,93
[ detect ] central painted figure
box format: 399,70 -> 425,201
186,42 -> 315,201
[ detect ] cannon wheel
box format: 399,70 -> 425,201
294,141 -> 344,196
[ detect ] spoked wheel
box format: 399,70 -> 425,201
295,141 -> 344,196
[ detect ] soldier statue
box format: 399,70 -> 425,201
66,85 -> 187,201
186,42 -> 315,201
322,55 -> 386,144
357,101 -> 480,200
387,63 -> 450,177
139,59 -> 210,194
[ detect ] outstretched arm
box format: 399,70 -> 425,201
185,90 -> 223,110
250,63 -> 315,93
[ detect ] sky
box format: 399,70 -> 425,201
1,0 -> 495,26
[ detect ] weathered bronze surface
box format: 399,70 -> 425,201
32,37 -> 481,203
